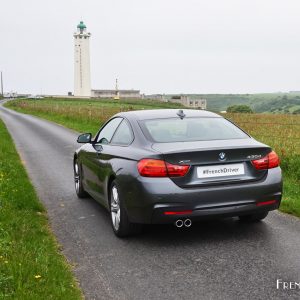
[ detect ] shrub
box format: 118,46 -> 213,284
227,105 -> 253,113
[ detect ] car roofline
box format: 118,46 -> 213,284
115,109 -> 221,120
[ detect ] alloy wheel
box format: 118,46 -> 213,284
74,162 -> 80,193
111,186 -> 121,231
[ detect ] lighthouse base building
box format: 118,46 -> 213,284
91,89 -> 140,99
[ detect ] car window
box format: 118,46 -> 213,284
111,120 -> 133,145
141,117 -> 249,142
97,117 -> 123,144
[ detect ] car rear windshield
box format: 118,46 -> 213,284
141,117 -> 249,142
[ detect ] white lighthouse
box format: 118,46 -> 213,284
74,21 -> 91,97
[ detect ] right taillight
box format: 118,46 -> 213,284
251,151 -> 280,170
137,159 -> 189,177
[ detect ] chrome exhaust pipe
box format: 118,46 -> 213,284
175,219 -> 184,228
184,219 -> 192,227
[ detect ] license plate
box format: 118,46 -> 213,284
197,163 -> 245,178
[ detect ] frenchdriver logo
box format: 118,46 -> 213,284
203,167 -> 240,175
197,163 -> 245,178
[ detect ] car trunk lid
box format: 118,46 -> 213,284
152,138 -> 271,188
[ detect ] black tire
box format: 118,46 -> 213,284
74,160 -> 88,198
109,180 -> 142,237
239,211 -> 269,222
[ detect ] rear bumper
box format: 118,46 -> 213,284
121,167 -> 282,224
151,201 -> 280,224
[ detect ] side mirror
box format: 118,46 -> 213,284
77,133 -> 92,143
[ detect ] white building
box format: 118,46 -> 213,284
74,21 -> 91,97
182,96 -> 207,109
91,89 -> 140,99
169,95 -> 207,109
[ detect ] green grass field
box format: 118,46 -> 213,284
6,98 -> 184,133
0,118 -> 82,299
4,97 -> 300,218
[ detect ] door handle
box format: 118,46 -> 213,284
93,144 -> 103,153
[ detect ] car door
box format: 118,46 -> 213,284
81,117 -> 123,204
94,118 -> 135,208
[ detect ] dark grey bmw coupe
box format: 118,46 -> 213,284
74,109 -> 282,237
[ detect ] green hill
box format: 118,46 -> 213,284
167,93 -> 300,113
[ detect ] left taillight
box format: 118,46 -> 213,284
251,151 -> 280,170
137,159 -> 189,177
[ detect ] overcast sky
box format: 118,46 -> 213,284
1,0 -> 300,95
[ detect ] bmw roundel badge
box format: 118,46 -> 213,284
219,152 -> 226,160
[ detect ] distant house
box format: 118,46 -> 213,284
170,95 -> 207,109
4,92 -> 18,98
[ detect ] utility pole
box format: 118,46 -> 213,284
0,71 -> 3,97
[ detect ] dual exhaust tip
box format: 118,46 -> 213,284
175,219 -> 192,228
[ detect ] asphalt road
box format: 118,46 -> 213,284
0,102 -> 299,300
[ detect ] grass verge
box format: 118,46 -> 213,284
4,98 -> 300,218
0,118 -> 82,299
